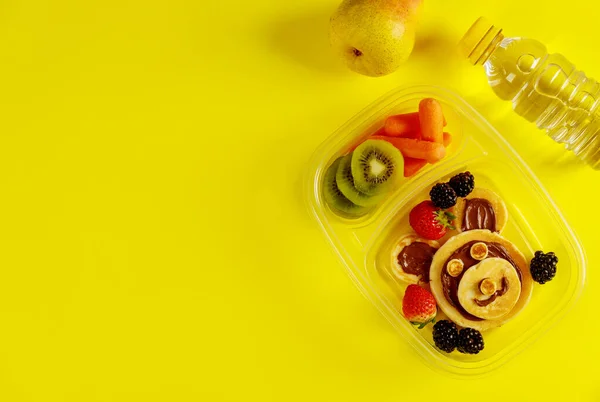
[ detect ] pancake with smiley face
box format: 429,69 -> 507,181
429,230 -> 533,331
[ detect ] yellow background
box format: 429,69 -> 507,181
0,0 -> 598,400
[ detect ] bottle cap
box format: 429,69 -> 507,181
459,17 -> 503,65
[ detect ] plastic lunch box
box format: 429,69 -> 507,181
304,85 -> 586,377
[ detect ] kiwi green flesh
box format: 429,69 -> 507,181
351,140 -> 403,196
323,158 -> 371,218
335,154 -> 382,207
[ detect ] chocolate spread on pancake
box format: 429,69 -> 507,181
463,198 -> 496,232
397,242 -> 437,282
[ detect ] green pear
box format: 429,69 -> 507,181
330,0 -> 422,77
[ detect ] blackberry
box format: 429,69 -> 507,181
449,171 -> 475,197
432,320 -> 459,353
530,251 -> 558,284
429,183 -> 457,209
457,328 -> 484,354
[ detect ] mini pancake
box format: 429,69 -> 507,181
429,230 -> 533,331
392,235 -> 440,284
453,188 -> 508,233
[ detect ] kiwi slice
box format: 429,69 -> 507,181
351,139 -> 403,196
335,154 -> 382,207
323,157 -> 371,218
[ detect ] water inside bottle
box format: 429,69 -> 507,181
461,18 -> 600,169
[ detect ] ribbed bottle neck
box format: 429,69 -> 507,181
472,31 -> 505,66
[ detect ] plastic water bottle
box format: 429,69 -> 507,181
459,17 -> 600,169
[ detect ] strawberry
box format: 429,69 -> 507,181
402,284 -> 437,328
409,200 -> 455,240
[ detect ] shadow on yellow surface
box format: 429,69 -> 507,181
412,23 -> 458,62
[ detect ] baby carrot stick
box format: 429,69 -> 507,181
385,111 -> 447,137
400,139 -> 446,163
370,132 -> 450,152
385,112 -> 420,137
402,133 -> 452,177
404,157 -> 428,177
419,98 -> 444,143
375,137 -> 446,163
443,132 -> 452,147
349,130 -> 451,159
372,127 -> 387,137
369,135 -> 395,142
401,131 -> 421,140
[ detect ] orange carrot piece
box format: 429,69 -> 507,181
443,132 -> 452,147
370,133 -> 422,144
348,130 -> 450,159
372,127 -> 387,137
402,131 -> 421,140
385,111 -> 447,137
375,137 -> 446,163
404,157 -> 428,177
403,131 -> 450,177
390,130 -> 440,141
385,112 -> 420,137
419,98 -> 444,143
369,135 -> 395,142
